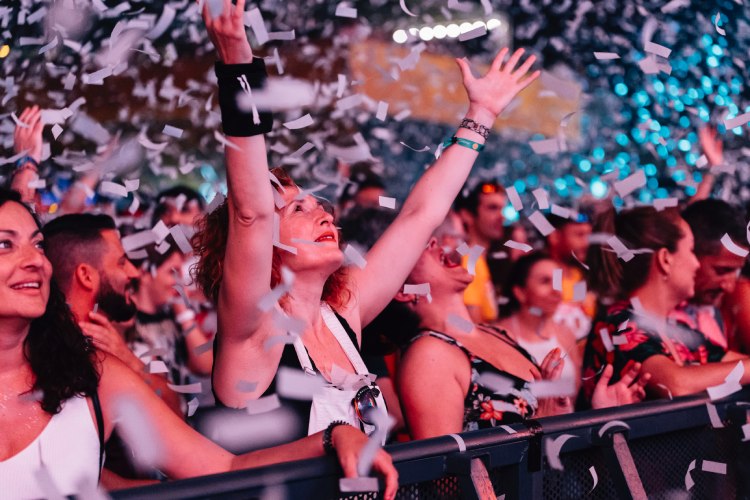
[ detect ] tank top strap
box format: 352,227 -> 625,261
407,330 -> 474,360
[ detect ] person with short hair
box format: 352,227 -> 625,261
455,181 -> 508,322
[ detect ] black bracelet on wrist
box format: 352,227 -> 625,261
459,118 -> 491,140
323,420 -> 350,455
215,58 -> 274,137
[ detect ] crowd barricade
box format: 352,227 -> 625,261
112,389 -> 750,499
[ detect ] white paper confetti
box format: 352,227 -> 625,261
532,188 -> 550,210
167,382 -> 203,394
702,460 -> 727,475
283,113 -> 314,130
644,41 -> 672,58
613,169 -> 647,198
552,269 -> 563,291
447,313 -> 474,333
653,198 -> 678,211
685,459 -> 697,491
375,101 -> 388,121
339,477 -> 379,493
378,196 -> 396,209
706,403 -> 724,428
594,52 -> 620,60
335,3 -> 357,18
343,244 -> 367,269
720,234 -> 749,258
504,240 -> 533,253
245,394 -> 282,415
589,466 -> 598,492
528,211 -> 555,237
458,25 -> 487,42
398,0 -> 417,17
187,398 -> 199,417
162,124 -> 183,138
506,186 -> 523,211
448,433 -> 466,452
544,434 -> 577,471
529,138 -> 561,155
714,13 -> 726,37
723,112 -> 750,130
275,367 -> 326,400
245,8 -> 269,45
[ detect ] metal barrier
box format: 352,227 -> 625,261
112,389 -> 750,499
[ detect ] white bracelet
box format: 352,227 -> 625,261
175,309 -> 196,324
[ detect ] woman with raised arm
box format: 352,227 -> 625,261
0,188 -> 397,499
192,0 -> 540,438
581,206 -> 750,404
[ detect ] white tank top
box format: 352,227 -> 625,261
516,336 -> 578,385
0,395 -> 101,500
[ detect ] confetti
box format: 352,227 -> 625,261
528,211 -> 555,237
613,169 -> 647,198
707,361 -> 744,400
447,433 -> 466,452
532,188 -> 549,210
339,477 -> 379,493
723,112 -> 750,130
378,196 -> 396,209
245,394 -> 282,415
552,268 -> 563,291
162,124 -> 183,138
644,42 -> 672,59
504,240 -> 533,253
714,13 -> 726,37
685,459 -> 697,491
529,138 -> 561,155
702,460 -> 727,475
653,198 -> 678,211
375,101 -> 388,121
544,434 -> 577,471
506,186 -> 523,211
187,398 -> 199,417
343,244 -> 367,269
447,313 -> 474,333
398,0 -> 417,17
593,52 -> 620,60
589,466 -> 598,492
597,420 -> 630,438
283,113 -> 314,130
167,382 -> 203,394
458,25 -> 487,42
720,234 -> 749,258
706,403 -> 724,428
335,3 -> 357,18
275,367 -> 326,400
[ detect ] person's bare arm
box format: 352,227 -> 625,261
353,49 -> 540,329
200,0 -> 286,404
97,353 -> 397,499
11,106 -> 43,203
397,337 -> 469,439
689,126 -> 722,203
641,355 -> 750,397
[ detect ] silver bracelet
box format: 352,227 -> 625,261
459,118 -> 491,140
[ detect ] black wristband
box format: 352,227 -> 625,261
323,420 -> 350,455
215,58 -> 274,137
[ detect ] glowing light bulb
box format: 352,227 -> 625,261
392,30 -> 407,44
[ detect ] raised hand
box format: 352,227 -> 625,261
698,125 -> 723,167
80,311 -> 143,373
591,363 -> 651,409
14,105 -> 44,161
200,0 -> 253,64
455,48 -> 540,124
331,425 -> 398,500
538,347 -> 564,381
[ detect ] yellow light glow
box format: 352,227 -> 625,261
0,45 -> 9,58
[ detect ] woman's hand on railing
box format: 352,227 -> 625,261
591,362 -> 651,409
456,47 -> 540,125
200,0 -> 253,64
331,425 -> 398,500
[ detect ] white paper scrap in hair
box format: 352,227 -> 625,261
340,477 -> 379,493
379,196 -> 396,209
276,367 -> 326,400
283,113 -> 314,130
594,52 -> 620,60
447,313 -> 474,333
532,188 -> 549,210
506,186 -> 523,211
613,169 -> 646,198
335,3 -> 357,18
344,244 -> 367,269
167,382 -> 203,394
720,234 -> 749,258
724,112 -> 750,130
504,240 -> 533,253
528,211 -> 555,236
544,434 -> 577,471
607,236 -> 635,262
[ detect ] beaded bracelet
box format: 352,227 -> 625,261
442,136 -> 485,152
459,118 -> 491,140
323,420 -> 350,455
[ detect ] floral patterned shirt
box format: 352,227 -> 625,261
406,328 -> 538,432
580,301 -> 726,406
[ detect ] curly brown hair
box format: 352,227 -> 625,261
191,167 -> 350,310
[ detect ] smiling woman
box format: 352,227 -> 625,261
0,184 -> 398,499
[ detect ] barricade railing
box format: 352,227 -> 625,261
112,389 -> 750,499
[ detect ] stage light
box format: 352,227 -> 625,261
392,29 -> 407,44
419,26 -> 434,41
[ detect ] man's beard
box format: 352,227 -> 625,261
96,275 -> 137,322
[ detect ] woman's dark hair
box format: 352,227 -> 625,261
363,299 -> 422,351
499,251 -> 553,318
0,189 -> 99,414
587,206 -> 684,300
191,167 -> 350,309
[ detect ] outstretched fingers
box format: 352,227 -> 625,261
511,54 -> 537,80
489,47 -> 510,73
502,48 -> 526,74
